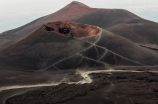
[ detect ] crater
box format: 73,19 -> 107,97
43,21 -> 100,38
43,25 -> 54,31
71,1 -> 79,4
58,27 -> 70,34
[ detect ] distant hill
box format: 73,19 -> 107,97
1,1 -> 158,50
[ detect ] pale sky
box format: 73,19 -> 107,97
0,0 -> 158,33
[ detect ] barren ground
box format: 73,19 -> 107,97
3,69 -> 158,104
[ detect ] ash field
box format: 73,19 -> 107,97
0,1 -> 158,104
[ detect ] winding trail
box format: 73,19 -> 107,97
2,69 -> 158,104
1,69 -> 157,92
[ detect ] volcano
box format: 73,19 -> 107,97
1,1 -> 158,51
0,1 -> 158,70
0,21 -> 158,71
1,1 -> 158,104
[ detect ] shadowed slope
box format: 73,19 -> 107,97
106,19 -> 158,48
72,9 -> 158,48
1,22 -> 158,70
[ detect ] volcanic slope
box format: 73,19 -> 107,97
1,1 -> 158,50
1,21 -> 158,71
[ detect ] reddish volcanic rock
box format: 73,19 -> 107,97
43,21 -> 100,38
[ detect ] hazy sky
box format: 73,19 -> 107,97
0,0 -> 158,33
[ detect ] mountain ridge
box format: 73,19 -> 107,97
0,1 -> 143,50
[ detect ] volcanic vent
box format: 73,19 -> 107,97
43,21 -> 100,38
